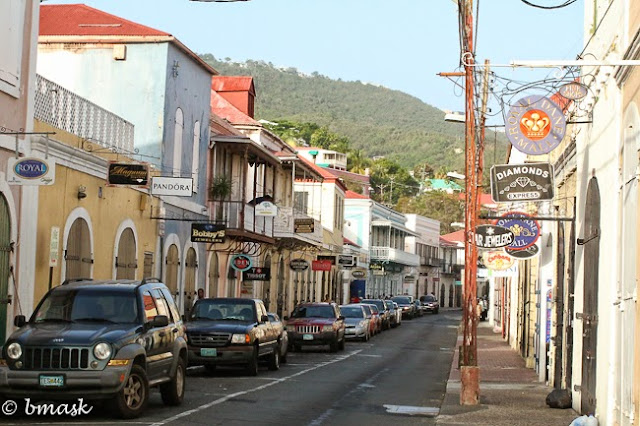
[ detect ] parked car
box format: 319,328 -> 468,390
186,298 -> 281,375
420,294 -> 440,314
393,302 -> 403,326
413,299 -> 424,317
392,295 -> 417,319
268,312 -> 288,363
340,304 -> 371,341
285,303 -> 346,352
360,299 -> 391,330
384,299 -> 399,328
363,303 -> 382,334
0,278 -> 187,419
358,303 -> 378,337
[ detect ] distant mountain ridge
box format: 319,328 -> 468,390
201,55 -> 506,171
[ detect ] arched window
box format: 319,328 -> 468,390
173,108 -> 184,177
165,244 -> 179,297
65,218 -> 92,279
208,252 -> 219,297
115,227 -> 136,279
192,120 -> 200,192
183,247 -> 197,315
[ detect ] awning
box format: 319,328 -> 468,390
211,135 -> 281,167
371,220 -> 420,237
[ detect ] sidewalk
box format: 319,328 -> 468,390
437,320 -> 578,426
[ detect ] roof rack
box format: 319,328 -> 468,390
61,278 -> 92,286
141,277 -> 161,284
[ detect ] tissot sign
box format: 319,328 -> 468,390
505,96 -> 566,155
243,267 -> 271,281
490,163 -> 554,202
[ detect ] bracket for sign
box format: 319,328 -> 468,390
0,131 -> 56,159
480,214 -> 575,222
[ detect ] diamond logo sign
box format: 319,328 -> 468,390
490,163 -> 554,203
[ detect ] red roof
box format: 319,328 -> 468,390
458,192 -> 497,207
344,237 -> 361,248
210,91 -> 258,126
211,76 -> 255,94
40,4 -> 169,37
345,190 -> 368,200
440,230 -> 465,245
297,157 -> 347,191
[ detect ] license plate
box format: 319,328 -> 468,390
302,334 -> 314,341
39,375 -> 64,387
200,348 -> 217,357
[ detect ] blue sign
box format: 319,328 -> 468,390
14,158 -> 48,178
495,211 -> 541,250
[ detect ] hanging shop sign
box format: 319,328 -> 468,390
289,259 -> 310,271
7,156 -> 55,185
243,267 -> 271,281
505,244 -> 540,259
482,251 -> 515,271
294,218 -> 314,233
490,163 -> 554,202
231,254 -> 253,272
151,177 -> 193,197
505,95 -> 566,155
337,255 -> 355,267
190,223 -> 226,243
385,264 -> 403,273
369,263 -> 383,271
351,269 -> 366,279
474,225 -> 515,249
107,162 -> 149,187
495,212 -> 541,250
255,201 -> 278,217
559,82 -> 588,100
317,255 -> 336,264
312,259 -> 332,271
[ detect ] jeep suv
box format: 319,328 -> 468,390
0,278 -> 187,419
285,303 -> 346,352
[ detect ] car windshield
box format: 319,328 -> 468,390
32,288 -> 139,324
340,306 -> 364,318
369,305 -> 379,314
384,301 -> 394,310
268,313 -> 278,322
392,296 -> 412,304
291,305 -> 335,319
421,295 -> 437,302
360,305 -> 371,315
191,300 -> 256,322
362,300 -> 385,311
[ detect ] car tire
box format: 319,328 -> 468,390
329,338 -> 339,352
338,336 -> 345,351
268,348 -> 280,371
245,346 -> 259,376
160,357 -> 185,406
281,348 -> 288,364
110,364 -> 149,419
294,344 -> 302,352
204,364 -> 217,373
434,309 -> 439,314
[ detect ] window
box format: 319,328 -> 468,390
142,290 -> 159,321
65,218 -> 92,280
152,289 -> 170,318
0,0 -> 26,95
294,192 -> 309,214
192,121 -> 200,192
173,108 -> 184,177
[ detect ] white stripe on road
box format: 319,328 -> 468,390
383,404 -> 439,417
356,354 -> 382,358
151,350 -> 362,426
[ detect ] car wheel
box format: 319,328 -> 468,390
338,336 -> 345,351
160,357 -> 185,406
245,346 -> 259,376
434,308 -> 439,314
294,344 -> 302,352
268,348 -> 280,371
204,364 -> 217,373
110,364 -> 149,419
281,348 -> 288,364
329,338 -> 339,352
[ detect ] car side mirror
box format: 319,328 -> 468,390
283,316 -> 289,321
338,316 -> 345,321
149,315 -> 169,328
14,315 -> 26,328
261,315 -> 269,323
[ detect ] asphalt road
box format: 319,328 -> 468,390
2,310 -> 461,426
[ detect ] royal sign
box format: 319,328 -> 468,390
289,259 -> 310,271
190,223 -> 226,243
495,212 -> 541,250
231,254 -> 253,272
490,163 -> 554,202
107,162 -> 149,187
474,225 -> 515,249
482,251 -> 515,271
151,177 -> 193,197
505,96 -> 566,155
243,267 -> 271,281
506,244 -> 540,260
7,156 -> 55,185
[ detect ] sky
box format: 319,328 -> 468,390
45,0 -> 584,117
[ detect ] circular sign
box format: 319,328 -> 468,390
506,244 -> 540,259
289,258 -> 309,271
482,251 -> 515,271
505,96 -> 566,155
474,224 -> 515,249
351,269 -> 366,279
231,254 -> 253,271
559,82 -> 588,100
495,212 -> 541,250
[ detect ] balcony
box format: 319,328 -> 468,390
421,256 -> 442,267
215,201 -> 274,241
34,75 -> 134,153
441,262 -> 453,274
370,246 -> 420,266
274,207 -> 323,246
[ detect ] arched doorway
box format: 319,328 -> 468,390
448,284 -> 454,307
165,244 -> 179,299
208,252 -> 219,297
65,218 -> 92,279
277,258 -> 285,317
440,283 -> 445,305
262,255 -> 271,310
115,228 -> 136,279
0,194 -> 11,344
184,247 -> 197,315
580,177 -> 600,415
227,264 -> 236,297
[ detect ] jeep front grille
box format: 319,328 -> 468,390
189,333 -> 230,347
296,325 -> 321,334
24,347 -> 90,370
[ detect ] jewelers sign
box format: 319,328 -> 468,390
505,95 -> 566,155
474,225 -> 515,249
190,223 -> 226,243
495,212 -> 541,250
490,163 -> 554,202
7,156 -> 55,185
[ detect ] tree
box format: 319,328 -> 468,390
369,158 -> 419,206
347,149 -> 372,175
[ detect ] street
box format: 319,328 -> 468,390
2,310 -> 460,425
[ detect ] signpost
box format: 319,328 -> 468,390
255,201 -> 278,217
190,223 -> 226,243
337,255 -> 355,267
482,251 -> 515,271
294,218 -> 314,233
490,163 -> 554,202
312,260 -> 332,271
289,259 -> 309,271
506,244 -> 540,259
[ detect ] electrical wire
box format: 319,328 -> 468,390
519,0 -> 579,9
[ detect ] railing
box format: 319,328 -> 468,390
215,200 -> 274,237
370,246 -> 420,266
441,263 -> 453,274
34,74 -> 134,153
421,256 -> 442,267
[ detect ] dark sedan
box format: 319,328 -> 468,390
420,294 -> 440,314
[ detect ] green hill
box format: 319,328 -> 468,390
201,55 -> 506,172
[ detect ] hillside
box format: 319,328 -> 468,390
201,55 -> 506,171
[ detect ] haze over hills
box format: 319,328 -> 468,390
202,54 -> 507,173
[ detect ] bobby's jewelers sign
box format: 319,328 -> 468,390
490,163 -> 554,202
190,223 -> 226,243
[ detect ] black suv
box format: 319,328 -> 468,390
0,278 -> 187,419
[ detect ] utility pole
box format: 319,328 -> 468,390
388,176 -> 396,205
377,183 -> 387,202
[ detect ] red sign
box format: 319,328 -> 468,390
231,254 -> 252,271
312,260 -> 332,271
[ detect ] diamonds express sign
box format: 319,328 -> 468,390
490,163 -> 554,203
